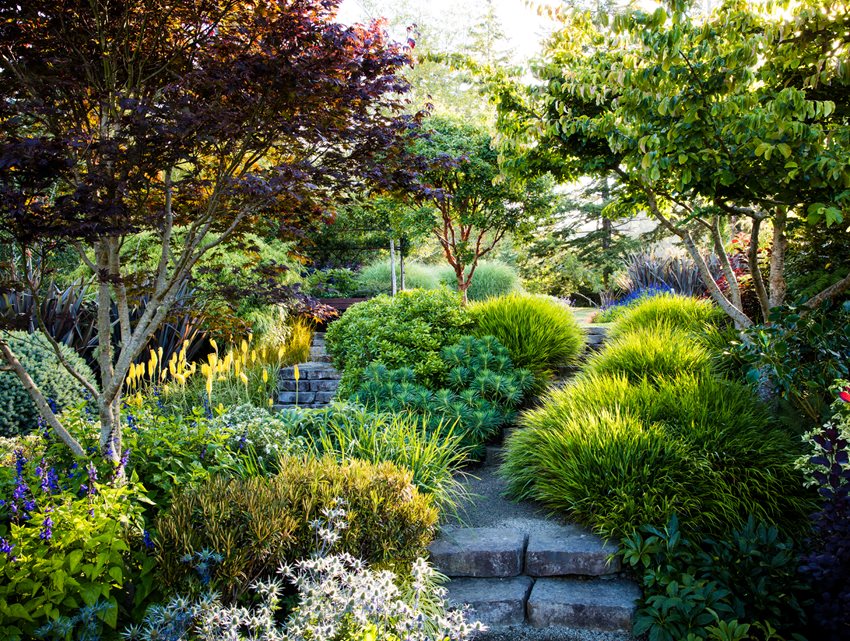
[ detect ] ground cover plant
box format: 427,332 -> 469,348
470,293 -> 584,387
622,515 -> 809,641
325,288 -> 474,395
349,335 -> 534,459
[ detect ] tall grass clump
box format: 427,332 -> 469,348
470,293 -> 583,386
356,260 -> 441,295
608,293 -> 726,339
584,325 -> 713,383
501,372 -> 812,539
303,405 -> 468,517
437,261 -> 522,301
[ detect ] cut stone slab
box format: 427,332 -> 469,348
277,391 -> 316,404
446,576 -> 534,627
429,528 -> 527,577
527,577 -> 640,632
313,391 -> 337,404
280,364 -> 340,380
526,528 -> 620,577
280,379 -> 339,392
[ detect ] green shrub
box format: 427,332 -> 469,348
622,515 -> 809,641
436,260 -> 522,301
325,289 -> 473,395
305,268 -> 361,298
350,336 -> 534,459
470,293 -> 584,385
293,403 -> 467,516
355,260 -> 441,295
608,293 -> 725,340
0,331 -> 96,437
0,458 -> 148,640
584,325 -> 714,383
501,373 -> 812,539
155,456 -> 438,600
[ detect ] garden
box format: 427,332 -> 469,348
0,1 -> 849,641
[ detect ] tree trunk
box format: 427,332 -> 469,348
768,208 -> 788,309
400,237 -> 406,291
389,237 -> 397,296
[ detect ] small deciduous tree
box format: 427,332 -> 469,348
0,0 -> 416,465
413,117 -> 554,304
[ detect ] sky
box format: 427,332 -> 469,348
337,0 -> 560,63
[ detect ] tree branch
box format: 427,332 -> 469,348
0,336 -> 85,456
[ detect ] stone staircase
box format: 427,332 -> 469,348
276,332 -> 340,409
431,523 -> 638,638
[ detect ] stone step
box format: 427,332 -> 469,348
280,379 -> 339,392
429,528 -> 527,578
280,363 -> 340,380
308,353 -> 333,363
277,390 -> 337,405
526,577 -> 640,632
446,576 -> 533,627
526,527 -> 620,577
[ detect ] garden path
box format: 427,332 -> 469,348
431,323 -> 640,641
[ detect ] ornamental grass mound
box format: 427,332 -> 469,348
608,293 -> 726,340
501,372 -> 812,540
470,293 -> 583,387
584,324 -> 714,383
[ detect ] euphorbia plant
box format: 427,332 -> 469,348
0,0 -> 417,467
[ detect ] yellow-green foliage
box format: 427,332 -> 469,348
608,293 -> 726,340
470,293 -> 583,385
584,325 -> 713,383
0,331 -> 96,437
155,455 -> 438,600
501,373 -> 812,540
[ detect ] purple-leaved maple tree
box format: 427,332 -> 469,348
0,0 -> 418,469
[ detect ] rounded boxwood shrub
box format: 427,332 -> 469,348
470,293 -> 583,386
608,293 -> 726,340
0,331 -> 96,437
325,288 -> 473,395
155,455 -> 438,601
437,261 -> 522,301
501,372 -> 812,539
584,325 -> 713,383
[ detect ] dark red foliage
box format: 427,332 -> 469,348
0,0 -> 419,244
799,422 -> 850,640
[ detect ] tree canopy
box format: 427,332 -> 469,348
412,116 -> 554,303
0,0 -> 417,462
494,0 -> 850,326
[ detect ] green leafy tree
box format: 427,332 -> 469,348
413,117 -> 555,304
494,0 -> 850,328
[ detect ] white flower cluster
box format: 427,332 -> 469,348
123,500 -> 485,641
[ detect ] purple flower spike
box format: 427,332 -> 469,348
39,515 -> 53,541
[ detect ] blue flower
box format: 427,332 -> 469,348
39,514 -> 53,541
143,530 -> 154,550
